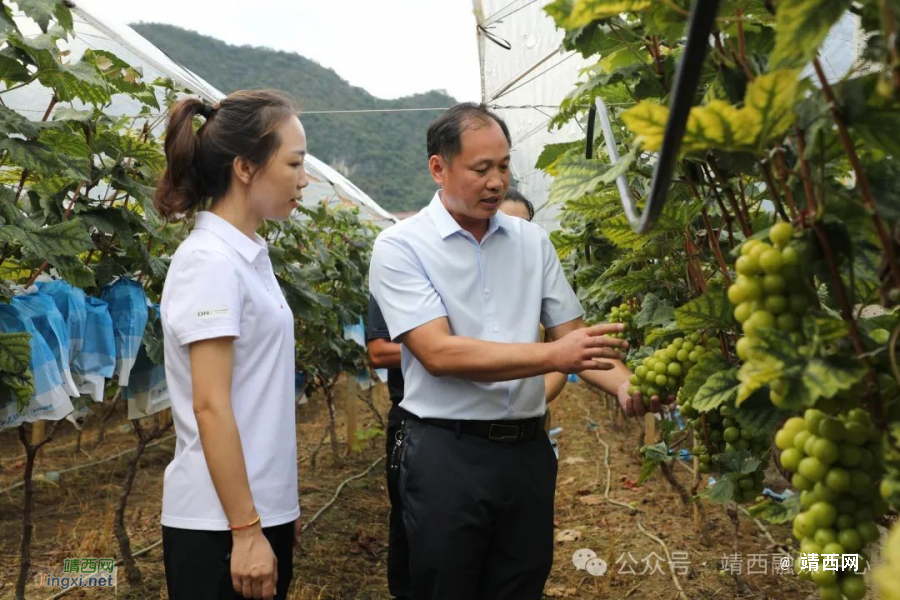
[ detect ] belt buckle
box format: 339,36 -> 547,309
488,423 -> 521,443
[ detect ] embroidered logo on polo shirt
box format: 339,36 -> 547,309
197,307 -> 231,319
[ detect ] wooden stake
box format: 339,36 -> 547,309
644,413 -> 658,444
30,422 -> 45,448
345,374 -> 359,453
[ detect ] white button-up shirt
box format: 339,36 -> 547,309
160,212 -> 299,530
369,192 -> 583,420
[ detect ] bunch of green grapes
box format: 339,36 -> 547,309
728,222 -> 808,339
678,402 -> 769,501
882,469 -> 900,508
727,222 -> 817,408
605,301 -> 635,340
880,412 -> 900,510
874,522 -> 900,600
627,332 -> 707,400
775,409 -> 887,599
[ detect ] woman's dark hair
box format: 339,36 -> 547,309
502,188 -> 534,221
427,102 -> 511,162
155,89 -> 299,219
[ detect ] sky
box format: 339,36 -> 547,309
79,0 -> 483,102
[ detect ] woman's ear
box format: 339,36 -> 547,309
233,156 -> 257,186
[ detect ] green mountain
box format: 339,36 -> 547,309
131,23 -> 456,213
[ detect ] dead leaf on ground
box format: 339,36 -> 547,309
545,585 -> 579,597
559,476 -> 576,486
555,529 -> 582,542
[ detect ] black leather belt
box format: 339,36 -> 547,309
416,414 -> 546,443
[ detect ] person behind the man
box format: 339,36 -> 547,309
369,103 -> 659,600
365,296 -> 410,600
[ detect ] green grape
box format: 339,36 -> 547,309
759,248 -> 784,273
769,221 -> 794,247
762,274 -> 786,294
782,245 -> 800,266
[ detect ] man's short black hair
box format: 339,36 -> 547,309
427,102 -> 512,162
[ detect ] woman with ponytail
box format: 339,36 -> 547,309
156,90 -> 307,600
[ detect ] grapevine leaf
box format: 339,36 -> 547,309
684,100 -> 760,152
554,0 -> 653,29
801,357 -> 865,401
621,101 -> 668,152
2,371 -> 35,411
743,69 -> 802,147
748,494 -> 801,525
699,474 -> 736,504
634,293 -> 676,329
679,352 -> 731,406
0,331 -> 32,375
692,367 -> 740,412
737,355 -> 783,405
639,441 -> 673,484
713,450 -> 760,475
770,0 -> 853,69
674,287 -> 736,332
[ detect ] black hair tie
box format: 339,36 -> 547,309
198,102 -> 215,119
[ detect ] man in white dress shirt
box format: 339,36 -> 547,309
369,103 -> 653,600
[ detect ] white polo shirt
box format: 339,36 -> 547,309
369,192 -> 584,420
160,211 -> 299,530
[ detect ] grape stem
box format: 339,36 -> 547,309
660,462 -> 692,506
732,8 -> 754,82
691,172 -> 731,283
890,324 -> 900,387
705,159 -> 753,238
683,232 -> 709,294
793,127 -> 820,220
759,159 -> 794,222
726,504 -> 753,595
812,57 -> 900,291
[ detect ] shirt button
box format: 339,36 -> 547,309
493,326 -> 499,332
484,288 -> 491,295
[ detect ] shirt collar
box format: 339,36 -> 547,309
194,211 -> 267,263
427,191 -> 512,241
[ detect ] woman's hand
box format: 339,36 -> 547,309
231,526 -> 278,600
294,517 -> 302,551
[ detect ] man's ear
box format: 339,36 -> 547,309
429,155 -> 448,186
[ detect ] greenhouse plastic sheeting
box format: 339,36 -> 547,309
100,278 -> 148,387
12,291 -> 79,397
472,2 -> 863,231
0,304 -> 74,428
4,1 -> 397,229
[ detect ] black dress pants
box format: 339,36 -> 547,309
386,404 -> 412,598
162,521 -> 294,600
398,418 -> 558,600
